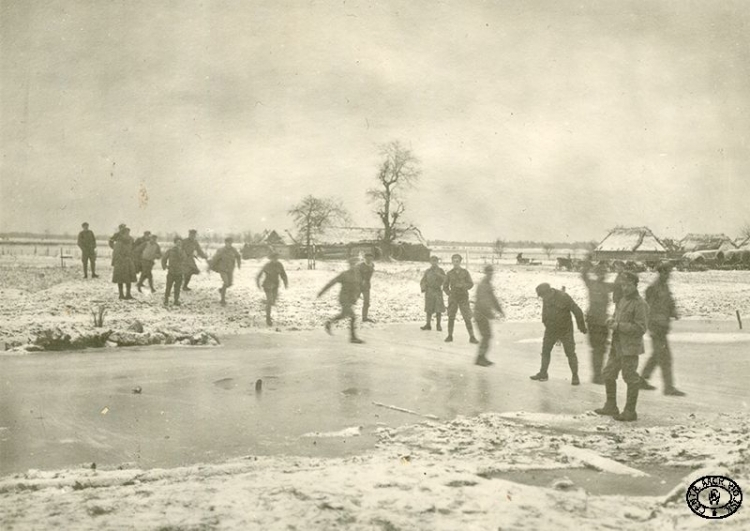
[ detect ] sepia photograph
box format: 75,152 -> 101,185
1,0 -> 748,529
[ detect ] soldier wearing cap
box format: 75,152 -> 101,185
256,250 -> 288,324
209,237 -> 242,306
318,257 -> 364,343
640,262 -> 685,396
595,271 -> 649,421
530,282 -> 587,384
357,252 -> 376,323
182,229 -> 208,291
581,261 -> 615,384
111,227 -> 137,300
474,265 -> 504,367
77,222 -> 98,279
443,254 -> 478,344
161,237 -> 189,306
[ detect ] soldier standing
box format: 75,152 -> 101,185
77,222 -> 98,279
358,252 -> 376,323
529,283 -> 587,384
581,261 -> 615,384
640,263 -> 686,396
420,256 -> 446,331
182,229 -> 208,291
443,254 -> 478,344
111,227 -> 137,300
317,257 -> 364,344
256,251 -> 288,323
209,237 -> 242,306
474,265 -> 504,367
594,272 -> 649,421
161,237 -> 189,306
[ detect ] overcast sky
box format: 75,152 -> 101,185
2,0 -> 749,242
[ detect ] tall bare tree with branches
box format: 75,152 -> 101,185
288,195 -> 350,269
367,140 -> 421,260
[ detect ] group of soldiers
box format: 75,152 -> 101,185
79,222 -> 684,422
76,223 -> 289,324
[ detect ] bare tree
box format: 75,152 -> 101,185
493,238 -> 506,263
288,195 -> 350,269
741,223 -> 750,242
367,140 -> 421,260
542,243 -> 554,260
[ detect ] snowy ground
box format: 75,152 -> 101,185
2,257 -> 749,348
1,257 -> 749,529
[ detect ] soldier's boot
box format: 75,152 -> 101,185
91,264 -> 98,278
83,263 -> 88,279
124,283 -> 134,300
639,377 -> 656,390
568,355 -> 580,386
182,275 -> 192,291
435,314 -> 442,332
149,278 -> 155,293
444,318 -> 455,342
664,387 -> 686,397
595,381 -> 620,416
614,384 -> 639,421
466,321 -> 478,344
421,313 -> 432,330
349,318 -> 364,344
118,283 -> 125,300
475,355 -> 494,367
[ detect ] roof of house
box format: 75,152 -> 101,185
679,233 -> 734,252
595,227 -> 667,253
314,226 -> 427,246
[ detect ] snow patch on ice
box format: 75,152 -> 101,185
301,426 -> 362,438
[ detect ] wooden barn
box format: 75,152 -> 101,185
241,230 -> 296,259
593,226 -> 668,262
313,226 -> 431,261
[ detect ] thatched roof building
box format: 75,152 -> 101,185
593,226 -> 668,261
679,233 -> 734,253
314,226 -> 430,261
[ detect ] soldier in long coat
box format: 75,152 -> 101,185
111,227 -> 137,300
182,229 -> 208,291
420,256 -> 446,331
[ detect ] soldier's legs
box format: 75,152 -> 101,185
435,313 -> 442,331
90,256 -> 97,277
264,287 -> 277,323
475,315 -> 491,360
538,330 -> 557,376
651,332 -> 674,389
173,275 -> 182,303
82,255 -> 89,278
164,274 -> 174,303
560,329 -> 579,383
458,298 -> 477,340
596,351 -> 622,415
183,273 -> 192,289
117,283 -> 125,299
615,355 -> 641,421
421,312 -> 432,330
445,297 -> 458,339
588,324 -> 608,383
361,288 -> 370,320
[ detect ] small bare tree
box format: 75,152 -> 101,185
740,223 -> 750,242
289,195 -> 350,269
542,243 -> 554,260
367,140 -> 421,260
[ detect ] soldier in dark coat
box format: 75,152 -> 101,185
108,223 -> 127,266
474,265 -> 504,367
161,237 -> 189,306
581,261 -> 615,384
132,231 -> 151,275
182,229 -> 207,291
420,256 -> 446,331
443,254 -> 478,343
111,227 -> 137,300
77,222 -> 98,279
358,253 -> 375,323
210,237 -> 242,306
595,272 -> 649,421
318,257 -> 363,344
135,234 -> 162,293
640,263 -> 685,396
256,251 -> 288,324
530,283 -> 587,384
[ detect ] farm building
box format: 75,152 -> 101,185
313,226 -> 431,261
593,226 -> 668,262
241,230 -> 296,259
679,233 -> 735,253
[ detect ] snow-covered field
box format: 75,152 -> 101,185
2,257 -> 749,529
1,411 -> 747,530
2,257 -> 749,349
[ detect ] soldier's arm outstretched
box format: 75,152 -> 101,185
318,273 -> 342,298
